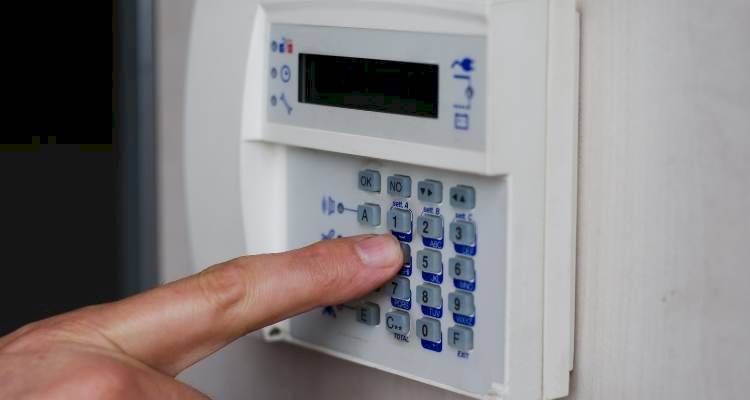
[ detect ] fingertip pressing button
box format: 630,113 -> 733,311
400,242 -> 412,266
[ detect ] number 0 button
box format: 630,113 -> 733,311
416,318 -> 442,343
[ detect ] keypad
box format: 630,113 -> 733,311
357,203 -> 381,226
351,171 -> 480,353
358,169 -> 381,192
449,220 -> 476,246
387,175 -> 412,198
417,214 -> 443,239
416,249 -> 442,274
387,208 -> 412,233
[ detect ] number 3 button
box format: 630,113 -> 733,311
449,220 -> 476,246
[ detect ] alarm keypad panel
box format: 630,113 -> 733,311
286,147 -> 508,394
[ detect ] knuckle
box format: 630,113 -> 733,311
301,241 -> 356,295
196,260 -> 249,313
74,362 -> 140,399
1,319 -> 87,352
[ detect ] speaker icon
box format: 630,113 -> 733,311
321,196 -> 336,215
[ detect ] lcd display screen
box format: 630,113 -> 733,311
298,54 -> 438,118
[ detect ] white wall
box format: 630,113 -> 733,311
156,1 -> 750,398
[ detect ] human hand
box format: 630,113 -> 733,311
0,234 -> 402,399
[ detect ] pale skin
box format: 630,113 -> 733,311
0,234 -> 403,399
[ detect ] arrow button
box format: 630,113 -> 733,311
449,185 -> 476,210
417,180 -> 443,204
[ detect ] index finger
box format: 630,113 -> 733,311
5,234 -> 402,376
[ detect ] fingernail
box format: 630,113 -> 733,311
355,235 -> 400,268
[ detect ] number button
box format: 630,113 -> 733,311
448,291 -> 475,316
400,242 -> 411,266
449,220 -> 476,246
447,326 -> 474,351
449,185 -> 475,209
389,276 -> 411,300
416,317 -> 442,343
387,175 -> 412,198
416,284 -> 442,309
417,214 -> 443,240
358,169 -> 381,192
416,249 -> 442,274
448,256 -> 475,282
357,203 -> 381,226
387,208 -> 412,233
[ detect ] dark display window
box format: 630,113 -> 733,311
299,54 -> 438,118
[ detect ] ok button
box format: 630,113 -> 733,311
358,169 -> 381,192
385,310 -> 410,336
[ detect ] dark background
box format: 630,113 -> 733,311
0,1 -> 156,335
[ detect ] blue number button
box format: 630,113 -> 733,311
417,214 -> 443,240
448,256 -> 475,282
416,284 -> 442,309
416,249 -> 442,274
416,318 -> 442,343
448,291 -> 475,317
449,220 -> 476,246
389,276 -> 411,300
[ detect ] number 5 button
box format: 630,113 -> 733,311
449,220 -> 476,246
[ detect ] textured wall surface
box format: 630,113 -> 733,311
156,0 -> 750,398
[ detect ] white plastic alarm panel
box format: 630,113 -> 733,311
184,1 -> 579,399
